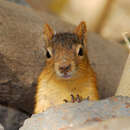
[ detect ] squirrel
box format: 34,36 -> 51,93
34,21 -> 99,114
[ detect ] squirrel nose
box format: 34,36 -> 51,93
59,64 -> 71,73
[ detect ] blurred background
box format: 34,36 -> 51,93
7,0 -> 130,45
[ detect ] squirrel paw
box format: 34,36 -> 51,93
70,94 -> 82,103
63,94 -> 85,103
76,94 -> 82,103
86,96 -> 90,100
63,99 -> 68,103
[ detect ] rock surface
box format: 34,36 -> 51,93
68,117 -> 130,130
0,124 -> 4,130
20,96 -> 130,130
116,53 -> 130,97
0,105 -> 28,130
0,0 -> 128,114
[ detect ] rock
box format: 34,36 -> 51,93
0,105 -> 28,130
116,53 -> 130,97
20,96 -> 130,130
68,117 -> 130,130
0,0 -> 128,114
0,124 -> 4,130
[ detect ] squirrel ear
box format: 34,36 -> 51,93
74,21 -> 87,46
43,24 -> 54,41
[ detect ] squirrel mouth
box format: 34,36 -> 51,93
58,72 -> 72,79
56,71 -> 73,79
62,74 -> 72,79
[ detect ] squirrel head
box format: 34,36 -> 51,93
43,21 -> 89,80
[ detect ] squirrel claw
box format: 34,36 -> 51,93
76,94 -> 82,103
63,99 -> 68,103
70,94 -> 82,103
86,96 -> 90,100
64,94 -> 83,103
71,94 -> 75,103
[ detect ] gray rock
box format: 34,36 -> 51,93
0,105 -> 28,130
68,117 -> 130,130
20,96 -> 130,130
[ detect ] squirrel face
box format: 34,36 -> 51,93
43,22 -> 89,80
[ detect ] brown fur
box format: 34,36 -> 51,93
34,21 -> 99,114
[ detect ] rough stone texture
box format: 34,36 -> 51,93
116,53 -> 130,97
0,0 -> 128,114
68,117 -> 130,130
0,105 -> 28,130
20,96 -> 130,130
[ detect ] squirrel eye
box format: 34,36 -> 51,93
78,47 -> 83,56
46,49 -> 52,59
